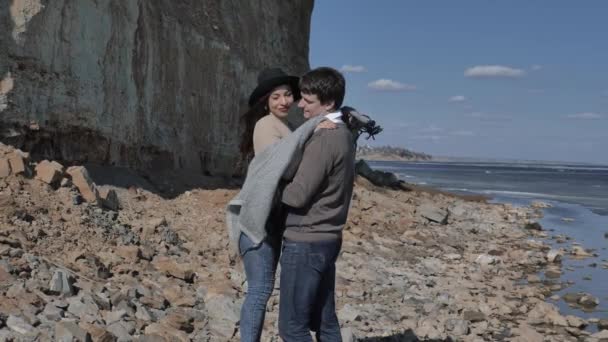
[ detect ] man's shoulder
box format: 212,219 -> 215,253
309,126 -> 353,152
316,125 -> 353,140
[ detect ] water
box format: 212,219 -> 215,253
369,160 -> 608,321
368,161 -> 608,216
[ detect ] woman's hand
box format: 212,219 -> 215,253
315,120 -> 338,131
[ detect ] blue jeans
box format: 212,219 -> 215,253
239,233 -> 281,342
278,238 -> 342,342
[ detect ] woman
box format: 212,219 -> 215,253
240,68 -> 299,163
237,67 -> 334,342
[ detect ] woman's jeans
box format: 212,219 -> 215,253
239,233 -> 281,342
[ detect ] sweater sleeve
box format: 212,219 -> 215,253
281,132 -> 333,208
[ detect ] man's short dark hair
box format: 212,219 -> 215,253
299,67 -> 345,110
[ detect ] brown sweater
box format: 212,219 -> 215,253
281,125 -> 356,241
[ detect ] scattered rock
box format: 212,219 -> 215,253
525,222 -> 543,231
579,294 -> 600,308
42,302 -> 64,321
35,160 -> 64,185
444,253 -> 462,261
418,204 -> 448,224
563,293 -> 584,304
67,166 -> 100,203
7,151 -> 29,176
463,310 -> 485,323
49,270 -> 74,296
445,318 -> 469,336
135,304 -> 154,322
571,245 -> 593,258
599,319 -> 608,330
102,310 -> 127,325
151,256 -> 194,282
476,254 -> 500,266
0,158 -> 10,177
338,304 -> 363,322
513,324 -> 544,342
99,188 -> 120,211
55,321 -> 92,342
530,201 -> 552,209
591,330 -> 608,339
106,321 -> 134,341
527,301 -> 568,326
144,323 -> 190,341
115,245 -> 142,263
204,293 -> 240,338
161,311 -> 194,333
527,274 -> 541,283
60,177 -> 72,188
0,329 -> 15,341
544,268 -> 561,279
341,327 -> 358,342
546,249 -> 562,263
566,315 -> 587,329
6,315 -> 36,336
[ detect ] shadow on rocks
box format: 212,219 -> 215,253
357,329 -> 454,342
85,164 -> 242,199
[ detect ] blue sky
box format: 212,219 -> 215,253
309,1 -> 608,164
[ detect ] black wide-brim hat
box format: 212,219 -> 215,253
248,68 -> 300,107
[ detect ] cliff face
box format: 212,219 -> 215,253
0,0 -> 313,175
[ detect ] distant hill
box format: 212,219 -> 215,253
357,145 -> 432,161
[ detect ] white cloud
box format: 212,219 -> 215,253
567,112 -> 604,120
464,65 -> 526,78
531,65 -> 542,71
451,130 -> 475,136
340,65 -> 366,73
368,79 -> 417,91
449,95 -> 466,102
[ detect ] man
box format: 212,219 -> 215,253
278,67 -> 355,341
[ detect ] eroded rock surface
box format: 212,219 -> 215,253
0,0 -> 313,175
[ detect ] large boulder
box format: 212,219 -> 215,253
355,159 -> 407,188
0,0 -> 313,176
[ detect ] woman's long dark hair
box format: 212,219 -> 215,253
239,93 -> 271,162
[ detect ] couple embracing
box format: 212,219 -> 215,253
227,66 -> 356,342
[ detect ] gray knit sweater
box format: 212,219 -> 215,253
226,116 -> 326,251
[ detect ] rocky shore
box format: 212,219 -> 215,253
1,143 -> 607,341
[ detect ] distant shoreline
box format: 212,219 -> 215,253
362,156 -> 608,167
356,154 -> 432,162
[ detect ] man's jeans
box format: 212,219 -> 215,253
239,233 -> 281,342
279,238 -> 342,342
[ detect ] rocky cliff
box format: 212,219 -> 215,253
0,0 -> 314,175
